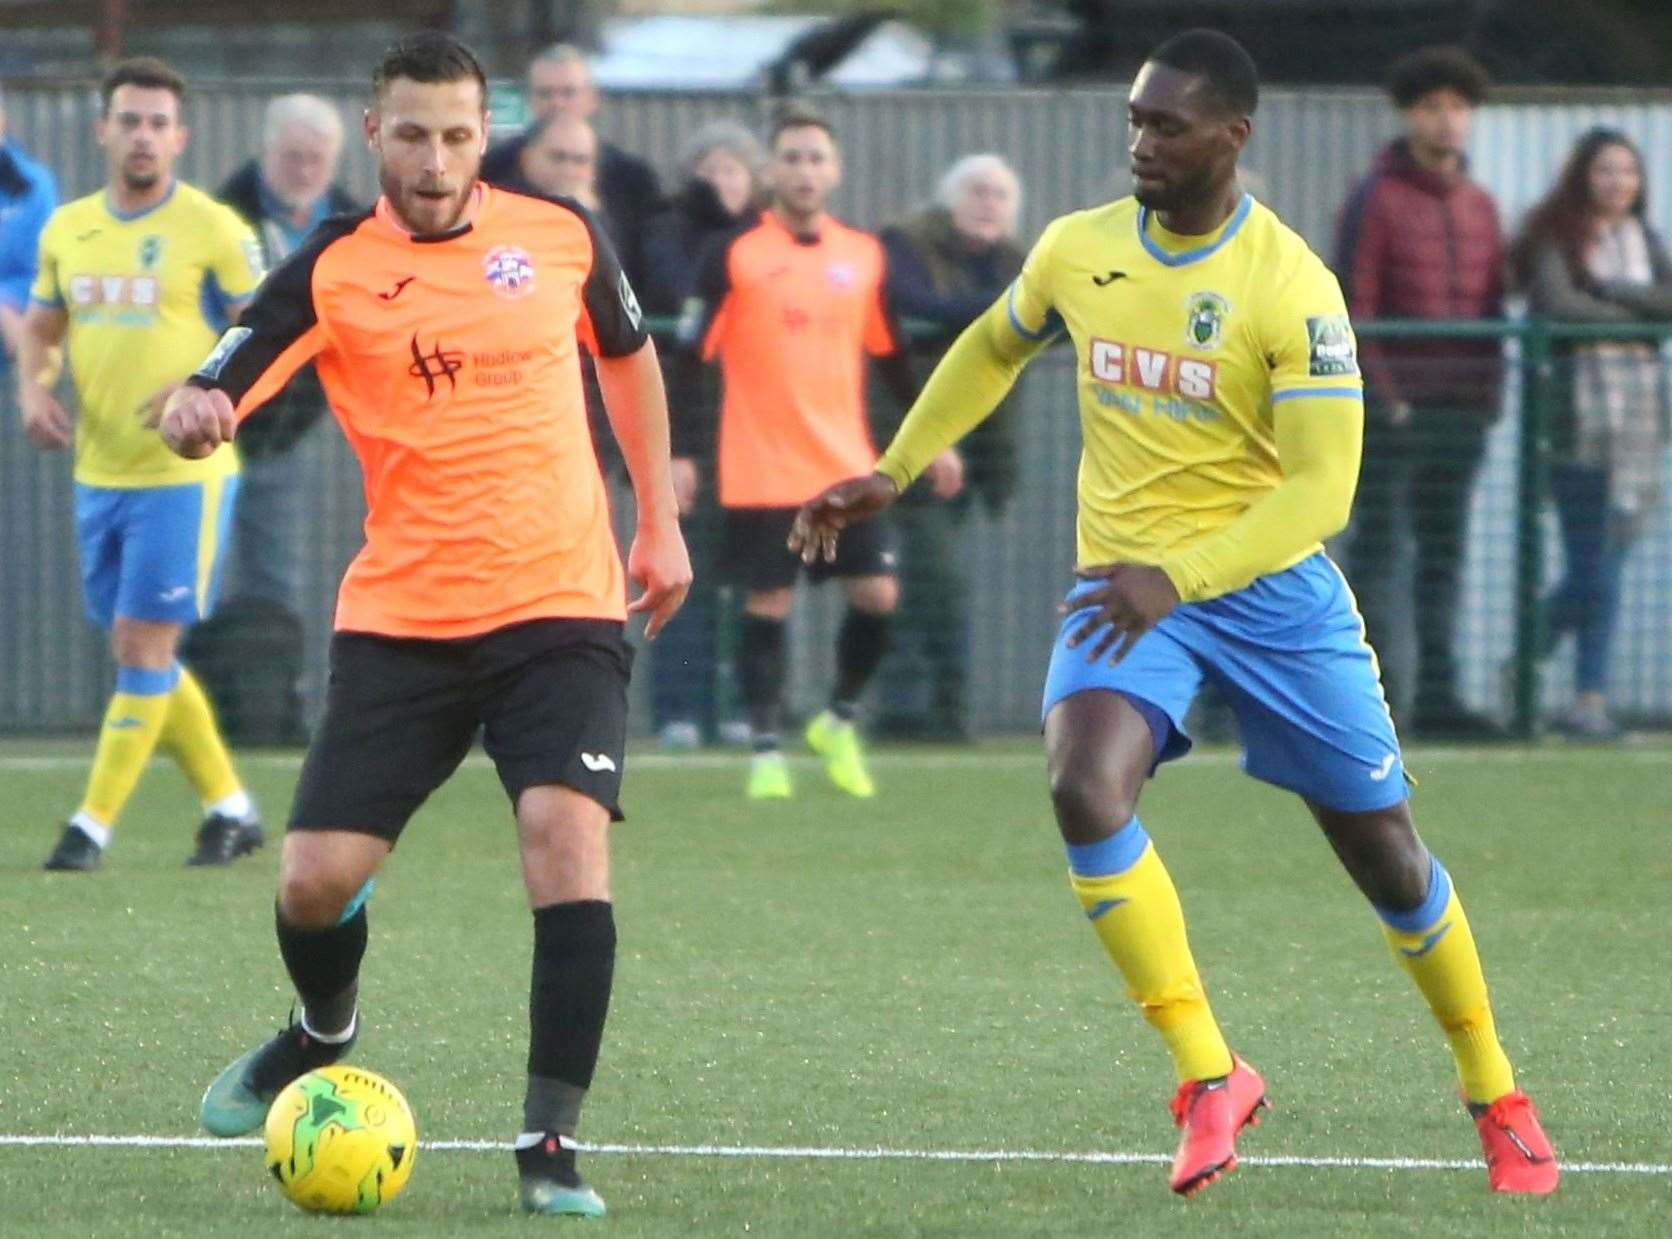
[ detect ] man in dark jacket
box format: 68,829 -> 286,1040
481,44 -> 660,290
873,154 -> 1026,741
1335,47 -> 1505,739
215,95 -> 358,608
198,95 -> 358,743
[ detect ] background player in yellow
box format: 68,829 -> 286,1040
16,58 -> 267,872
794,29 -> 1557,1199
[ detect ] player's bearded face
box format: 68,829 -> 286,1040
98,85 -> 186,195
769,127 -> 841,221
370,78 -> 486,237
1127,65 -> 1243,215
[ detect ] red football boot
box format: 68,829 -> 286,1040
1168,1054 -> 1269,1196
1471,1090 -> 1559,1195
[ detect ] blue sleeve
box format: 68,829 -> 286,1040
0,173 -> 58,312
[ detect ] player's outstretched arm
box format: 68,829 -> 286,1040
790,472 -> 901,566
595,338 -> 693,639
874,297 -> 1039,494
15,302 -> 72,450
158,386 -> 236,460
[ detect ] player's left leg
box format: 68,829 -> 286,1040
477,619 -> 631,1218
1307,799 -> 1558,1194
511,785 -> 614,1219
1210,554 -> 1557,1194
806,515 -> 899,797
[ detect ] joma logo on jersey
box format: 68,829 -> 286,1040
1088,339 -> 1218,400
67,274 -> 159,308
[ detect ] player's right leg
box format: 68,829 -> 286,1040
1043,587 -> 1263,1196
200,631 -> 476,1136
724,508 -> 807,799
200,832 -> 385,1136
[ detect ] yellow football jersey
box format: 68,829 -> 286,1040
1001,192 -> 1361,575
30,180 -> 264,487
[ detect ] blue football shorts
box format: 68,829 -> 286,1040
1042,552 -> 1408,813
74,475 -> 240,627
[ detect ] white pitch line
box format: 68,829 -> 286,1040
0,1134 -> 1664,1176
1,745 -> 1666,774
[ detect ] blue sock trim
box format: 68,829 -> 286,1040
1376,856 -> 1452,934
115,664 -> 181,696
338,879 -> 375,925
1065,818 -> 1150,878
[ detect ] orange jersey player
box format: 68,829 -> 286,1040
162,33 -> 689,1219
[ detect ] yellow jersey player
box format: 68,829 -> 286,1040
793,29 -> 1557,1198
17,58 -> 267,871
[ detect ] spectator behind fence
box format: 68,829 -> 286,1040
1335,46 -> 1506,740
872,153 -> 1025,742
1510,129 -> 1672,740
508,112 -> 625,483
645,121 -> 765,749
481,43 -> 661,289
209,94 -> 357,602
0,89 -> 57,363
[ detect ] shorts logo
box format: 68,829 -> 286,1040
1307,314 -> 1359,377
408,332 -> 465,399
195,326 -> 252,381
159,585 -> 191,603
1368,753 -> 1396,782
580,752 -> 617,773
483,245 -> 536,299
1184,291 -> 1229,351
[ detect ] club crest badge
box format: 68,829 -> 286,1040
483,245 -> 536,299
1184,291 -> 1230,351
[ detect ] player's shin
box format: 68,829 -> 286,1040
1376,856 -> 1516,1105
831,608 -> 891,720
275,888 -> 369,1041
740,615 -> 787,749
159,664 -> 248,812
77,664 -> 179,836
525,900 -> 616,1140
1066,819 -> 1233,1083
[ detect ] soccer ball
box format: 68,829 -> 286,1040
264,1065 -> 417,1214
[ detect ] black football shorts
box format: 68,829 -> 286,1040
288,618 -> 632,841
721,505 -> 896,591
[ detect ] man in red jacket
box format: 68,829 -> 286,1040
1335,46 -> 1504,740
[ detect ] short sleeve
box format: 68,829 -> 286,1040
575,206 -> 649,359
1263,256 -> 1364,406
1000,216 -> 1066,345
28,212 -> 62,307
206,206 -> 267,304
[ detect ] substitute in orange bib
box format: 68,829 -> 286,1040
678,105 -> 937,801
160,34 -> 689,1219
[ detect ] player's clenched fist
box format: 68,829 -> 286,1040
159,385 -> 236,458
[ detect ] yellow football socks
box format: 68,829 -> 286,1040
77,665 -> 177,830
159,665 -> 244,806
1067,819 -> 1234,1083
1377,857 -> 1516,1105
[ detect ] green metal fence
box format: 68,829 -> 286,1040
3,318 -> 1669,739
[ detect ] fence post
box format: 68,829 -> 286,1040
1512,321 -> 1551,737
